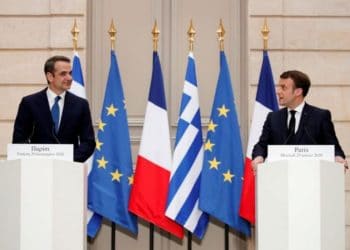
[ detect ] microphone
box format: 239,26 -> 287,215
26,123 -> 36,143
51,125 -> 61,144
304,127 -> 317,144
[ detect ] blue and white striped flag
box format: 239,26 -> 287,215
70,52 -> 86,99
69,51 -> 103,237
166,52 -> 209,239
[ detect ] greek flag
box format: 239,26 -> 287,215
165,52 -> 209,239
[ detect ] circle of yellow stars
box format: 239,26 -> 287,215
203,103 -> 242,183
94,101 -> 134,185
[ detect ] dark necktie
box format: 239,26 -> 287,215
288,110 -> 296,135
287,110 -> 296,144
51,96 -> 61,133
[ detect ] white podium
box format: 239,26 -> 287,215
256,160 -> 345,250
0,159 -> 87,250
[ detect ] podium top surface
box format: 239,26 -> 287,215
267,145 -> 334,162
7,144 -> 74,162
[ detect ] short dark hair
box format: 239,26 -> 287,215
44,55 -> 71,84
280,70 -> 311,97
44,55 -> 71,75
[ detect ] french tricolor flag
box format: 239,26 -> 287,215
129,51 -> 184,239
239,50 -> 279,224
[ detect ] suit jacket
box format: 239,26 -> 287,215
12,88 -> 96,162
252,103 -> 345,159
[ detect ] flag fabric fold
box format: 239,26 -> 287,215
69,52 -> 86,99
199,51 -> 250,236
165,52 -> 209,239
129,51 -> 184,239
88,50 -> 138,236
69,51 -> 103,237
239,50 -> 279,224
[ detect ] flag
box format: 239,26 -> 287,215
69,51 -> 103,237
87,50 -> 138,236
239,50 -> 279,224
69,52 -> 86,99
129,51 -> 184,239
165,52 -> 209,239
199,51 -> 250,236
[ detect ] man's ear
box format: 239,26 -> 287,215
295,88 -> 303,97
46,72 -> 53,83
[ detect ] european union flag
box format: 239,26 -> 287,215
88,50 -> 138,236
199,51 -> 251,236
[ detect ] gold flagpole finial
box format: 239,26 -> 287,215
187,19 -> 196,52
152,20 -> 160,51
261,18 -> 270,50
108,19 -> 117,50
217,19 -> 225,51
71,19 -> 79,51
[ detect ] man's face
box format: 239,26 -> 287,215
47,61 -> 72,94
277,77 -> 301,108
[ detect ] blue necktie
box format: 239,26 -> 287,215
51,96 -> 61,133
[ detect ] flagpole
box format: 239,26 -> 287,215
262,18 -> 269,51
216,19 -> 230,250
224,224 -> 229,250
71,18 -> 79,51
108,19 -> 117,250
149,223 -> 154,250
111,222 -> 116,250
184,19 -> 197,250
146,20 -> 160,250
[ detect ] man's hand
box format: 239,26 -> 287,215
252,156 -> 264,175
335,156 -> 348,173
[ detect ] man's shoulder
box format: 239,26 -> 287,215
65,91 -> 90,109
22,88 -> 47,102
66,91 -> 87,102
304,103 -> 330,115
268,107 -> 286,117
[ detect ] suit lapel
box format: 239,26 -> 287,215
58,91 -> 72,134
37,88 -> 54,128
294,103 -> 311,144
280,108 -> 289,143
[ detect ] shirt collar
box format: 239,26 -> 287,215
46,88 -> 66,102
288,101 -> 305,114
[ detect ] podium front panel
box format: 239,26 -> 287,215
257,160 -> 345,250
0,159 -> 86,250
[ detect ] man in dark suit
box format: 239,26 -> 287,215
12,55 -> 96,162
252,70 -> 347,171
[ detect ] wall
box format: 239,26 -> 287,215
248,0 -> 350,249
87,1 -> 249,249
0,0 -> 348,249
0,0 -> 87,157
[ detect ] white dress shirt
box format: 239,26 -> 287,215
46,88 -> 66,127
287,101 -> 305,133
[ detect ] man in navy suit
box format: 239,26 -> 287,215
12,55 -> 96,162
252,70 -> 347,171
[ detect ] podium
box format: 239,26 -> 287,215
0,159 -> 86,250
256,160 -> 345,250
